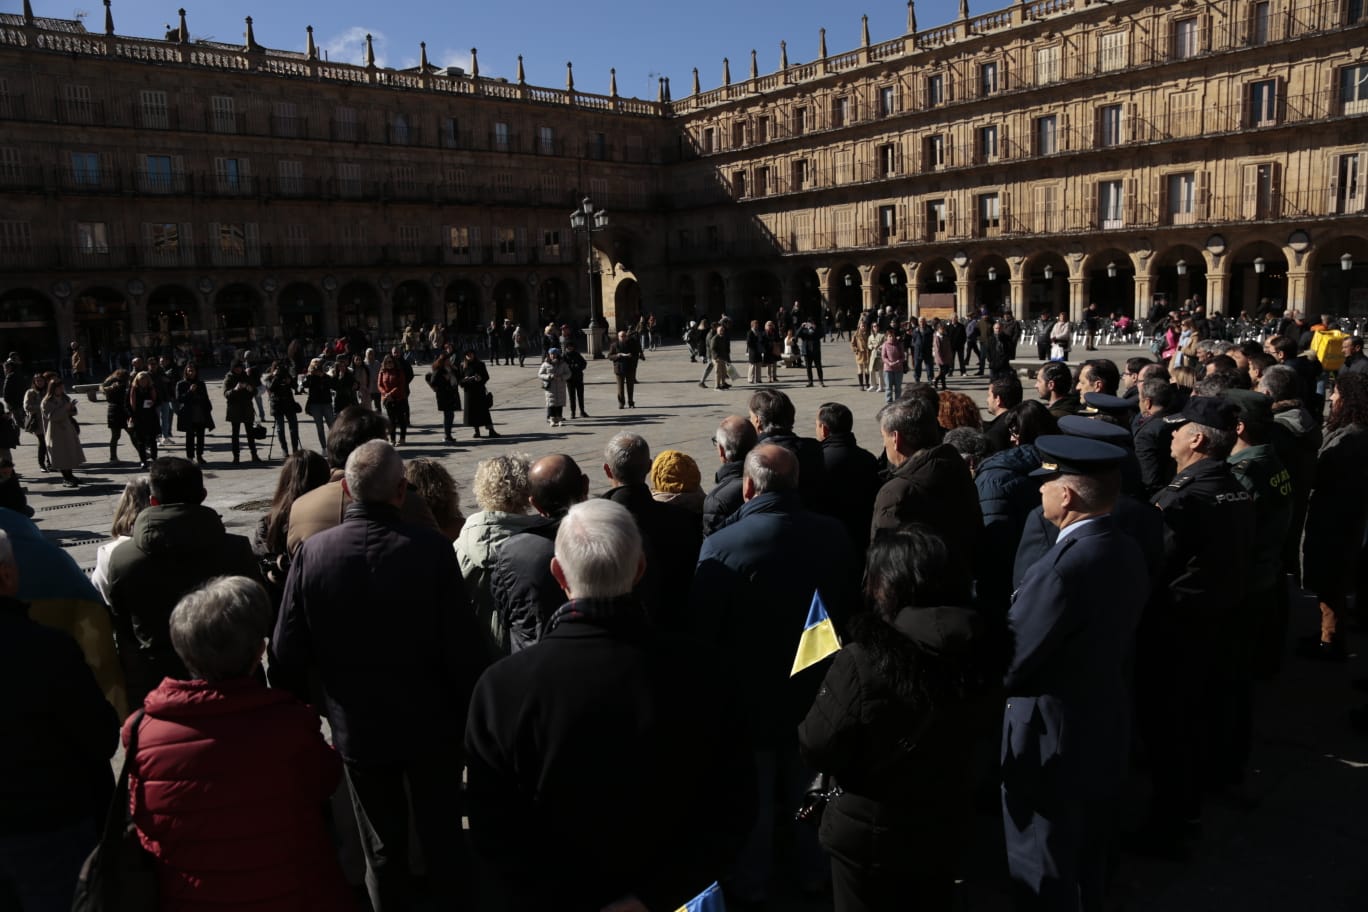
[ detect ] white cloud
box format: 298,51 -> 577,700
322,26 -> 388,67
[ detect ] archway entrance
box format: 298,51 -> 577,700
1085,250 -> 1136,318
971,255 -> 1010,314
444,280 -> 482,334
338,281 -> 380,336
1025,254 -> 1068,320
832,265 -> 864,320
279,283 -> 325,348
393,280 -> 431,334
1229,243 -> 1288,317
738,270 -> 781,326
0,288 -> 58,370
677,275 -> 698,327
146,284 -> 198,358
917,258 -> 957,321
1312,236 -> 1368,316
214,283 -> 262,353
614,278 -> 642,330
537,277 -> 571,329
1152,245 -> 1207,321
73,286 -> 130,374
875,263 -> 908,316
705,273 -> 726,321
492,278 -> 529,329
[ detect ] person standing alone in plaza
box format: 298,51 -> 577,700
608,330 -> 641,408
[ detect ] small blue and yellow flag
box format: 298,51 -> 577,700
675,881 -> 726,912
790,590 -> 841,676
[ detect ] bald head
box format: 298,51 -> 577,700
527,454 -> 589,519
742,443 -> 799,501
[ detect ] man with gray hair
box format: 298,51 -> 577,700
466,499 -> 755,912
703,415 -> 758,535
273,439 -> 489,912
872,394 -> 982,577
601,432 -> 701,630
690,443 -> 857,905
0,528 -> 119,910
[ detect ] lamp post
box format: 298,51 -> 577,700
569,196 -> 609,358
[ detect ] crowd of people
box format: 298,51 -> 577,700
3,303 -> 1368,912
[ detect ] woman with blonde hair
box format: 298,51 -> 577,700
41,374 -> 84,487
405,457 -> 465,542
851,321 -> 872,391
90,475 -> 152,602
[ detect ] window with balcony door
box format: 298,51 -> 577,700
1098,31 -> 1127,72
496,227 -> 517,256
283,224 -> 308,249
978,193 -> 1001,234
494,122 -> 510,151
218,223 -> 246,258
145,155 -> 174,192
733,170 -> 747,197
879,143 -> 897,176
140,90 -> 169,128
1168,172 -> 1196,224
732,120 -> 747,148
543,230 -> 562,258
538,126 -> 555,154
76,222 -> 109,255
702,127 -> 715,152
756,117 -> 769,142
211,96 -> 235,133
1035,115 -> 1058,155
928,199 -> 947,236
1249,80 -> 1279,126
832,96 -> 849,127
1173,18 -> 1199,59
979,125 -> 999,162
397,225 -> 422,250
926,134 -> 946,169
879,205 -> 897,243
1099,104 -> 1124,147
980,62 -> 999,97
449,226 -> 470,255
794,107 -> 809,135
0,221 -> 32,256
334,106 -> 357,141
442,117 -> 460,148
588,132 -> 607,160
393,165 -> 418,196
390,113 -> 410,145
1334,153 -> 1364,214
756,167 -> 769,196
64,84 -> 93,123
1342,65 -> 1368,115
273,101 -> 299,138
147,223 -> 179,260
1099,180 -> 1124,228
0,147 -> 19,184
878,85 -> 896,117
278,160 -> 303,195
927,74 -> 944,106
792,159 -> 809,189
1036,46 -> 1060,85
214,157 -> 242,193
1250,1 -> 1271,44
338,162 -> 361,197
70,151 -> 100,186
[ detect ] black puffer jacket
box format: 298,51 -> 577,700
101,374 -> 131,429
488,517 -> 561,653
798,605 -> 1003,872
702,460 -> 745,536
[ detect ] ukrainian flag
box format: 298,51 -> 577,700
790,590 -> 841,676
675,882 -> 725,912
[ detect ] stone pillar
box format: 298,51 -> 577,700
814,267 -> 832,313
321,291 -> 340,340
906,262 -> 921,319
1205,271 -> 1228,316
1285,263 -> 1311,316
861,282 -> 876,314
197,293 -> 216,342
955,279 -> 971,318
261,292 -> 280,337
1068,277 -> 1086,322
1009,277 -> 1027,320
1132,273 -> 1152,320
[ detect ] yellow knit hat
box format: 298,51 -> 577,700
649,449 -> 702,494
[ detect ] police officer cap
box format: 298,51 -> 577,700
1081,392 -> 1140,416
1163,395 -> 1240,431
1057,414 -> 1132,445
547,347 -> 560,356
1029,434 -> 1128,477
1220,388 -> 1273,429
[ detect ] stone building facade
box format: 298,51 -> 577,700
0,0 -> 1365,369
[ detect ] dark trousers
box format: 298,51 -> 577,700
804,354 -> 825,385
1136,614 -> 1200,831
968,339 -> 984,373
344,756 -> 471,912
34,433 -> 47,469
615,373 -> 636,407
913,353 -> 931,383
229,420 -> 258,460
0,817 -> 96,912
728,747 -> 826,902
567,377 -> 585,415
108,425 -> 132,460
1003,786 -> 1113,912
955,345 -> 968,374
274,411 -> 301,454
824,795 -> 956,912
183,427 -> 205,459
441,410 -> 455,440
384,400 -> 410,442
934,364 -> 951,389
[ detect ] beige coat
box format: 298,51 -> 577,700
851,328 -> 872,371
41,394 -> 85,470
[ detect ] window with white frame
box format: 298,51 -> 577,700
878,85 -> 896,117
879,143 -> 897,176
1099,180 -> 1125,228
273,101 -> 299,137
1251,1 -> 1271,44
0,147 -> 19,183
1335,153 -> 1364,214
1036,115 -> 1058,155
978,193 -> 1001,233
334,106 -> 358,141
218,223 -> 247,258
64,84 -> 93,123
878,205 -> 897,242
147,222 -> 179,260
496,227 -> 517,255
926,133 -> 946,169
76,221 -> 109,254
1098,30 -> 1127,72
70,151 -> 100,185
1099,104 -> 1125,147
702,127 -> 715,152
1168,172 -> 1196,224
145,154 -> 175,192
538,125 -> 555,154
794,107 -> 808,135
1341,65 -> 1368,115
543,229 -> 562,257
214,157 -> 243,193
928,199 -> 947,235
832,95 -> 849,127
979,125 -> 999,161
0,221 -> 32,253
1173,18 -> 1199,59
1036,45 -> 1060,85
277,160 -> 303,195
792,158 -> 809,189
337,162 -> 361,197
1249,79 -> 1279,126
980,62 -> 999,96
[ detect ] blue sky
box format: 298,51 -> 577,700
6,0 -> 967,97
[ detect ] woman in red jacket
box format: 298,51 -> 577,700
124,576 -> 355,912
376,354 -> 410,445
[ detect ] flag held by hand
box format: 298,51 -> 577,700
791,590 -> 840,676
675,881 -> 725,912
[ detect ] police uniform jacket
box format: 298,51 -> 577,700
1004,516 -> 1147,799
1227,445 -> 1292,593
1133,410 -> 1178,496
1151,458 -> 1254,623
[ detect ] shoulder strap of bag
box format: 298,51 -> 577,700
99,709 -> 146,845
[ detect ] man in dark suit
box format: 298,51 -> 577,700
466,499 -> 755,912
1002,436 -> 1147,911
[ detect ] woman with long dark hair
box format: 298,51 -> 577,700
1299,371 -> 1368,661
459,349 -> 499,438
253,450 -> 330,608
377,354 -> 410,445
174,363 -> 213,465
799,525 -> 1004,911
264,360 -> 301,456
100,368 -> 134,464
129,370 -> 160,467
300,358 -> 335,450
426,351 -> 462,444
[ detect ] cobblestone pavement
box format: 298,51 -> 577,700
14,342 -> 1367,911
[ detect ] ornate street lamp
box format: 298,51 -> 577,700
569,196 -> 609,357
1341,253 -> 1354,272
1253,256 -> 1266,274
1043,264 -> 1053,280
1176,259 -> 1188,276
1107,261 -> 1118,278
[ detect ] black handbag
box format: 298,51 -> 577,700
72,709 -> 158,911
249,424 -> 268,440
794,772 -> 842,826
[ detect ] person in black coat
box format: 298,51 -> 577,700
601,433 -> 701,632
458,350 -> 499,437
689,444 -> 858,905
1003,436 -> 1148,910
488,455 -> 588,652
223,362 -> 261,464
797,317 -> 825,387
748,389 -> 827,513
466,499 -> 755,912
425,352 -> 463,444
174,362 -> 214,464
562,341 -> 588,418
264,360 -> 301,456
1133,376 -> 1179,497
0,529 -> 119,910
800,526 -> 1004,912
815,402 -> 881,553
272,440 -> 491,912
703,415 -> 757,536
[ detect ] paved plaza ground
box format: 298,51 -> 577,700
10,340 -> 1368,911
